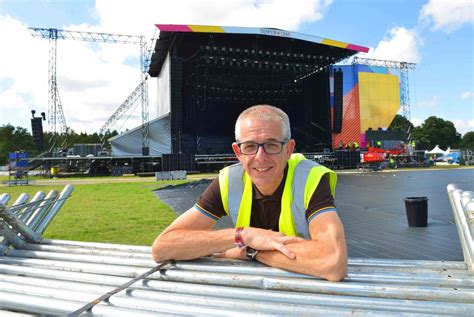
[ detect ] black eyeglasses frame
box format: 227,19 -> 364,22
236,140 -> 288,155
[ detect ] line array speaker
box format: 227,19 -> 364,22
31,117 -> 44,151
162,153 -> 197,172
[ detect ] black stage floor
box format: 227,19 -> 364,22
155,168 -> 474,261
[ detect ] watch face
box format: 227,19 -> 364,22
246,247 -> 258,260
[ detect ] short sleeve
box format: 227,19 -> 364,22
305,173 -> 337,222
195,178 -> 227,220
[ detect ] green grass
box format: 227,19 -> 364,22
0,174 -> 151,182
0,180 -> 188,246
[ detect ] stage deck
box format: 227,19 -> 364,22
155,168 -> 474,261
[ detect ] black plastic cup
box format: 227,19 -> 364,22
404,197 -> 428,227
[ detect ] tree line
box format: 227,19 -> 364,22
389,115 -> 474,150
0,124 -> 118,165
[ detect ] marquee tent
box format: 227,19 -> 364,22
426,145 -> 446,155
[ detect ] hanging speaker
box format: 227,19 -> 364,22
333,69 -> 343,133
31,117 -> 45,151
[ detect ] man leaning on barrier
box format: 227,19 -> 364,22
152,104 -> 347,281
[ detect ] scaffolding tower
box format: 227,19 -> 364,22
29,27 -> 150,153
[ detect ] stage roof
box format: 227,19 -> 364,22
148,24 -> 369,77
109,113 -> 171,156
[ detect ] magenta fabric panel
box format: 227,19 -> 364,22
155,24 -> 193,32
346,44 -> 370,53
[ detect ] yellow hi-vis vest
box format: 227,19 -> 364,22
218,153 -> 336,239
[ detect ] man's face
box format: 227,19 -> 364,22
232,117 -> 295,196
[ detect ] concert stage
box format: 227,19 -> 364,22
145,24 -> 369,155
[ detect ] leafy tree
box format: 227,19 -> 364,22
412,116 -> 461,150
39,129 -> 118,151
0,124 -> 37,165
459,131 -> 474,149
389,114 -> 415,132
101,130 -> 119,147
65,129 -> 118,148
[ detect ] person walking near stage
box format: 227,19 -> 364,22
152,104 -> 347,281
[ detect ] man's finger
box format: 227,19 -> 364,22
273,242 -> 296,259
280,235 -> 305,244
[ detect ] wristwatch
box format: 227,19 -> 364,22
246,246 -> 259,260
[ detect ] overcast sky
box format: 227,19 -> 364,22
0,0 -> 473,136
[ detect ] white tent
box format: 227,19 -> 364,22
109,113 -> 171,156
426,145 -> 446,155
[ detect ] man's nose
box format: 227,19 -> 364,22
254,144 -> 268,159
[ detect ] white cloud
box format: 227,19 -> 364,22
0,16 -> 143,133
359,27 -> 421,63
452,119 -> 474,136
416,95 -> 440,108
1,0 -> 333,133
410,118 -> 424,127
460,91 -> 473,100
420,0 -> 474,32
0,16 -> 49,128
95,0 -> 333,37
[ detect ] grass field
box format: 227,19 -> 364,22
0,178 -> 191,246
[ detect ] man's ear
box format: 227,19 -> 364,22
232,142 -> 243,161
286,139 -> 296,155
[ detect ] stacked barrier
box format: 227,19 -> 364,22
0,184 -> 472,315
0,185 -> 73,248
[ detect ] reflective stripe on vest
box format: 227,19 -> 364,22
219,153 -> 336,239
290,159 -> 318,238
228,164 -> 243,220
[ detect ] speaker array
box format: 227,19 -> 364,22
30,117 -> 44,151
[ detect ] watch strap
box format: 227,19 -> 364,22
234,227 -> 245,248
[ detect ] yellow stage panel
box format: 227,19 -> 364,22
321,38 -> 347,49
189,25 -> 225,33
358,72 -> 400,132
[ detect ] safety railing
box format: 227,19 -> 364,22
0,184 -> 472,316
0,185 -> 74,249
447,183 -> 474,272
0,239 -> 472,316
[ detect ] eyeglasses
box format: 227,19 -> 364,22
236,140 -> 288,155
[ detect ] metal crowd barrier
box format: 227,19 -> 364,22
0,184 -> 472,316
447,184 -> 474,272
0,185 -> 74,248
